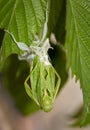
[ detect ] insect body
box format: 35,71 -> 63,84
24,56 -> 60,112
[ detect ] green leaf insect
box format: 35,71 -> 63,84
5,29 -> 61,112
24,55 -> 61,112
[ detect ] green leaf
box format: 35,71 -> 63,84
48,0 -> 66,44
65,0 -> 90,125
0,0 -> 47,69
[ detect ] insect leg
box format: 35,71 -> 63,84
24,73 -> 39,106
4,29 -> 17,43
52,66 -> 61,102
40,4 -> 48,43
24,59 -> 40,106
4,29 -> 29,51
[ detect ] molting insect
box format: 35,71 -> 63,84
5,29 -> 61,112
5,7 -> 61,111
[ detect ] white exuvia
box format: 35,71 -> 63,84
4,29 -> 51,66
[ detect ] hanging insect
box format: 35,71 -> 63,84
24,41 -> 61,112
4,7 -> 61,112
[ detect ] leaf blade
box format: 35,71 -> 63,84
0,0 -> 47,68
48,0 -> 66,44
65,0 -> 90,125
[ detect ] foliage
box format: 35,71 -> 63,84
65,0 -> 90,125
0,0 -> 90,126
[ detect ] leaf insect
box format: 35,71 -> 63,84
4,6 -> 61,112
24,56 -> 61,112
